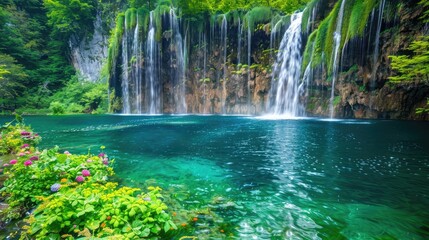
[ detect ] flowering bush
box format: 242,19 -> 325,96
1,118 -> 177,239
0,120 -> 41,155
23,182 -> 176,239
1,146 -> 113,209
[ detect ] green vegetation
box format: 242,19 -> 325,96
389,36 -> 429,82
0,117 -> 176,238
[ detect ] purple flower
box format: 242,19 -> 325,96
21,144 -> 30,149
29,156 -> 39,161
81,169 -> 90,177
50,183 -> 61,192
24,160 -> 33,166
75,175 -> 85,182
9,159 -> 17,165
20,131 -> 31,136
98,152 -> 105,157
102,158 -> 109,165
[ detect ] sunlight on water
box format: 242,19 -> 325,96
9,115 -> 429,239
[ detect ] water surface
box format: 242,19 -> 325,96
4,115 -> 429,239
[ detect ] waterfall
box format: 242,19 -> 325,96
203,34 -> 208,114
169,9 -> 187,113
370,0 -> 386,88
132,15 -> 142,114
121,17 -> 131,114
329,0 -> 346,119
268,12 -> 304,117
221,15 -> 228,114
247,23 -> 252,114
237,17 -> 242,68
146,11 -> 161,114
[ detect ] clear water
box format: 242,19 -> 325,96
3,115 -> 429,239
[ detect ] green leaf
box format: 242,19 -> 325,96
141,228 -> 150,237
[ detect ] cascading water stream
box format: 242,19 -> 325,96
247,22 -> 252,114
132,16 -> 141,114
370,0 -> 386,88
237,17 -> 242,68
169,9 -> 187,113
122,17 -> 130,114
267,12 -> 304,117
221,15 -> 228,114
329,0 -> 346,119
146,11 -> 160,114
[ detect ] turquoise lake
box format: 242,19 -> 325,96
3,115 -> 429,239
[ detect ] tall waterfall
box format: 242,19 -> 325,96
121,17 -> 131,114
370,0 -> 386,88
329,0 -> 346,118
132,15 -> 142,114
221,15 -> 228,114
146,11 -> 161,114
268,12 -> 304,117
169,9 -> 187,113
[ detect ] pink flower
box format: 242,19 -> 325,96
98,153 -> 105,157
20,131 -> 31,136
86,159 -> 92,163
3,163 -> 10,167
24,160 -> 33,166
9,159 -> 17,165
21,144 -> 30,149
29,156 -> 39,161
102,158 -> 109,165
25,151 -> 31,154
81,169 -> 90,177
18,152 -> 25,157
75,175 -> 85,182
64,151 -> 71,155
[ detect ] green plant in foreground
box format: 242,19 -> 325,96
23,182 -> 176,239
0,119 -> 41,155
1,146 -> 113,211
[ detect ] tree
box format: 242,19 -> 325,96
43,0 -> 97,39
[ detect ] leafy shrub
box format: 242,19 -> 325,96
1,146 -> 113,210
24,183 -> 176,239
49,101 -> 65,115
0,119 -> 41,155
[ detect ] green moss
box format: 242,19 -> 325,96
346,0 -> 376,39
244,6 -> 272,32
125,8 -> 137,30
312,16 -> 330,68
154,4 -> 171,41
301,0 -> 319,33
302,30 -> 317,72
107,13 -> 125,77
137,7 -> 150,36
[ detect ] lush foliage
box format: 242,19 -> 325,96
0,1 -> 75,113
0,119 -> 176,238
24,183 -> 176,239
1,146 -> 113,209
43,0 -> 97,39
176,0 -> 311,15
49,76 -> 109,114
0,117 -> 41,155
389,36 -> 429,82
